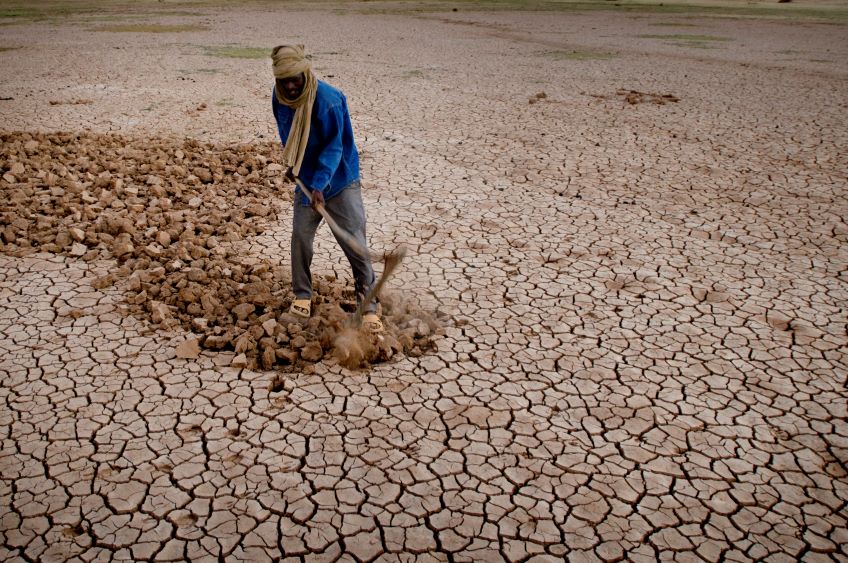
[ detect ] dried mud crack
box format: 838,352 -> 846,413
2,4 -> 847,561
0,130 -> 440,369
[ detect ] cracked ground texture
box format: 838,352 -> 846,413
1,1 -> 847,561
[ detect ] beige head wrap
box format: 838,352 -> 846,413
271,44 -> 318,177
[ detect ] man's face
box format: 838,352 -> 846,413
277,73 -> 305,100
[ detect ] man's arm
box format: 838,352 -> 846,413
308,102 -> 345,196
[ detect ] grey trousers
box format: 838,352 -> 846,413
291,181 -> 377,314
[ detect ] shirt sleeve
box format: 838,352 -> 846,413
308,102 -> 346,192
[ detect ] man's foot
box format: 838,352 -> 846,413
362,312 -> 384,333
289,299 -> 311,318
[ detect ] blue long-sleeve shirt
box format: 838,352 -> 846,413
272,80 -> 360,206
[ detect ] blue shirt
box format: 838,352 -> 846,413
272,80 -> 360,206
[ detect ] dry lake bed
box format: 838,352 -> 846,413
1,0 -> 847,560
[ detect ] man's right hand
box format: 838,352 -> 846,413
310,188 -> 325,209
288,169 -> 325,208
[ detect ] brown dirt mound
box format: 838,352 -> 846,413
616,89 -> 680,105
0,130 -> 440,369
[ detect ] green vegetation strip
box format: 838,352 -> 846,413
204,46 -> 269,59
0,0 -> 845,24
0,1 -> 206,21
637,33 -> 731,48
638,33 -> 728,41
343,0 -> 848,22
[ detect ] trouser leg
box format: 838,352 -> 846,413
324,182 -> 378,314
291,200 -> 322,299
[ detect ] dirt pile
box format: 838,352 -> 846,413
0,130 -> 439,369
617,89 -> 680,105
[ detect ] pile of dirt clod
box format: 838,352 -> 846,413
617,89 -> 679,105
0,130 -> 440,369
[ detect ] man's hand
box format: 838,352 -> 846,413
287,167 -> 325,208
310,188 -> 325,209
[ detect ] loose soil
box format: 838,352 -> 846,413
0,130 -> 440,370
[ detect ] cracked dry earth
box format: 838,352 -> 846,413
1,3 -> 847,562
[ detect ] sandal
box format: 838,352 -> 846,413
289,299 -> 311,318
362,312 -> 384,333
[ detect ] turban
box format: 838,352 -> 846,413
271,45 -> 318,177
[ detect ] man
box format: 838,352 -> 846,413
271,44 -> 382,332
